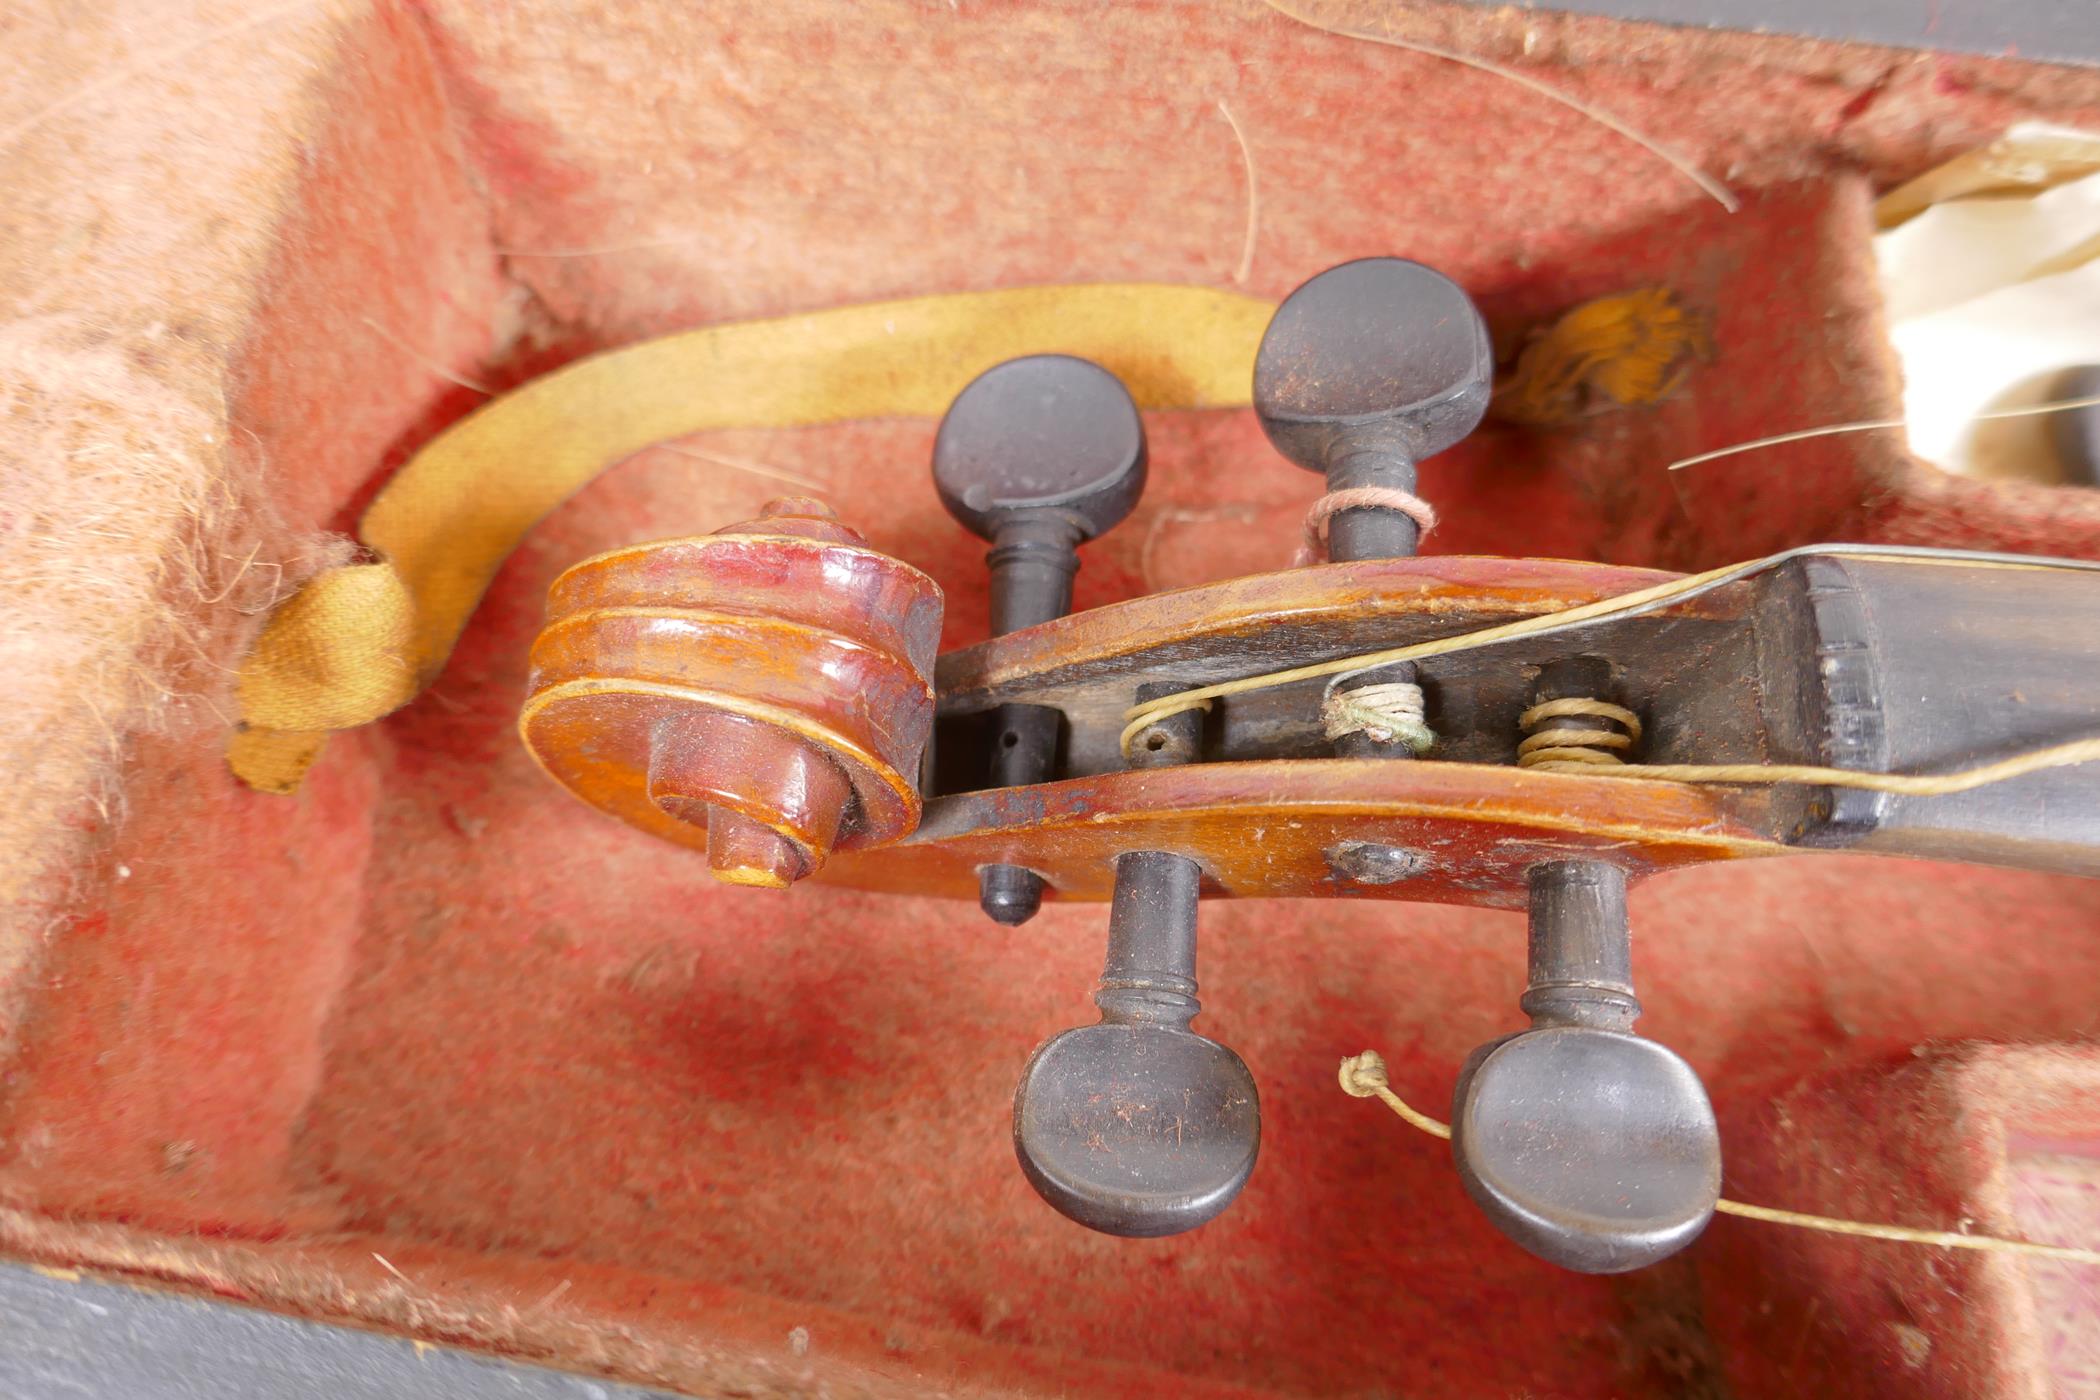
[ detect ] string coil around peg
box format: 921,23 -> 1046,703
1517,697 -> 1643,770
1321,677 -> 1435,754
1294,487 -> 1438,566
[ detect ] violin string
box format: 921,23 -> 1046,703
1508,697 -> 2100,794
1258,0 -> 1738,212
1336,1051 -> 2100,1266
1215,98 -> 1260,287
1118,544 -> 2100,765
1663,392 -> 2100,474
1514,738 -> 2100,795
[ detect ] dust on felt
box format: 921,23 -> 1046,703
1260,0 -> 1739,212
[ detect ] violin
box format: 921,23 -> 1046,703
517,257 -> 2100,1273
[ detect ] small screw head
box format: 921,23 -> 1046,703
1254,257 -> 1493,477
934,355 -> 1148,541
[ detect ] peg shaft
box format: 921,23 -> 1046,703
1254,257 -> 1492,565
934,355 -> 1149,926
1521,861 -> 1639,1031
1011,689 -> 1259,1237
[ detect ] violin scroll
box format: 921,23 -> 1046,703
520,496 -> 942,887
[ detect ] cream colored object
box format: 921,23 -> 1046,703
1874,124 -> 2100,231
1877,168 -> 2100,324
1875,126 -> 2100,479
1889,263 -> 2100,479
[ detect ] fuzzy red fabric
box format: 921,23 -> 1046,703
5,1 -> 2100,1394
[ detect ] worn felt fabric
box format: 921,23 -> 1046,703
9,1 -> 2100,1396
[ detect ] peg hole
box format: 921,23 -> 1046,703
1001,730 -> 1020,749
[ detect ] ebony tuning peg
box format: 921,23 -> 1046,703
1451,860 -> 1721,1273
934,354 -> 1148,630
1253,257 -> 1492,563
1256,258 -> 1490,761
1011,693 -> 1259,1237
934,355 -> 1149,925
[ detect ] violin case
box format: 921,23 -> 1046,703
4,1 -> 2100,1393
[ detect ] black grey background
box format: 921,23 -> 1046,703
0,1265 -> 684,1400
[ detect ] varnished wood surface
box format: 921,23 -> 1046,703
531,545 -> 2100,900
929,556 -> 1759,779
821,758 -> 1786,907
522,504 -> 944,883
848,556 -> 1777,905
938,555 -> 1699,709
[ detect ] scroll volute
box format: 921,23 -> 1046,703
521,497 -> 943,888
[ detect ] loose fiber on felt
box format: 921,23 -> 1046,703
7,3 -> 2100,1396
0,320 -> 319,942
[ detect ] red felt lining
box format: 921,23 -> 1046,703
6,1 -> 2100,1393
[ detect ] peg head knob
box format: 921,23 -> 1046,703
1451,1025 -> 1720,1273
1013,1022 -> 1260,1238
1254,257 -> 1493,476
933,354 -> 1148,542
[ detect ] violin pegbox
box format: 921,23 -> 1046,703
515,257 -> 2100,1268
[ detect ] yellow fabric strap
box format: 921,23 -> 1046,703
229,283 -> 1276,793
